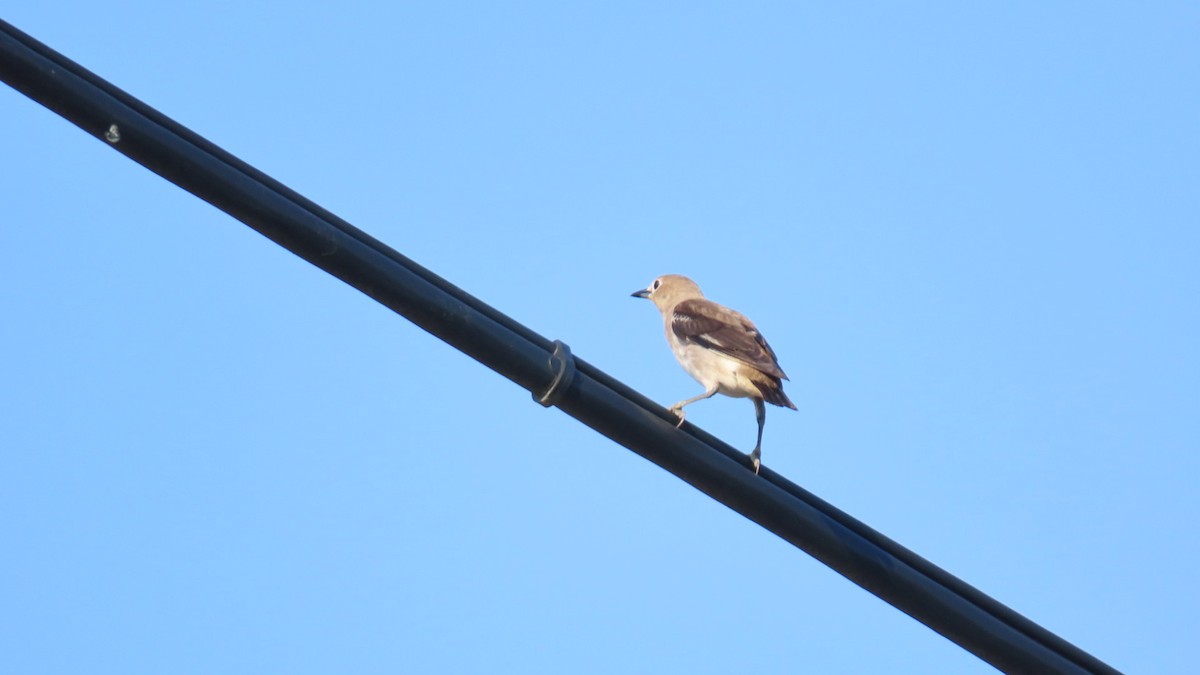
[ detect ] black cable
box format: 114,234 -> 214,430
0,20 -> 1122,675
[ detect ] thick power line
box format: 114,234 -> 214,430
0,20 -> 1121,675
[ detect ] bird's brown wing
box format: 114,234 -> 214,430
671,298 -> 789,380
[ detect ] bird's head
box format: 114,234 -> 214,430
631,274 -> 704,310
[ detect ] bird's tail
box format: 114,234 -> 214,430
755,377 -> 797,410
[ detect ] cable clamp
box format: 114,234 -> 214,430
535,340 -> 576,408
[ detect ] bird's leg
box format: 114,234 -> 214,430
750,398 -> 766,474
669,386 -> 718,428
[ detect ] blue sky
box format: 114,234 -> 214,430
2,3 -> 1197,673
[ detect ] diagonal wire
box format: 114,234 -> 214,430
0,19 -> 1121,675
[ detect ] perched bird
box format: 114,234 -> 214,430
632,274 -> 796,474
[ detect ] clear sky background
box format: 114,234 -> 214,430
2,3 -> 1197,673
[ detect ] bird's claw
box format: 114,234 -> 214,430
669,405 -> 686,428
750,448 -> 762,475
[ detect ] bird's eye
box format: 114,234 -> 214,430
652,279 -> 662,290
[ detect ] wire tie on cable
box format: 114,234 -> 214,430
535,340 -> 576,407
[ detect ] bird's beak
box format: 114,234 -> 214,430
631,288 -> 650,299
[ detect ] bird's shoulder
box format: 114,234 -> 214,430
670,297 -> 753,335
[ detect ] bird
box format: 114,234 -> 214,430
632,274 -> 796,474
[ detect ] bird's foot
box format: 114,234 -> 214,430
668,404 -> 687,428
749,448 -> 762,475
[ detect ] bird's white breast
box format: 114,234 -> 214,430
667,331 -> 759,399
